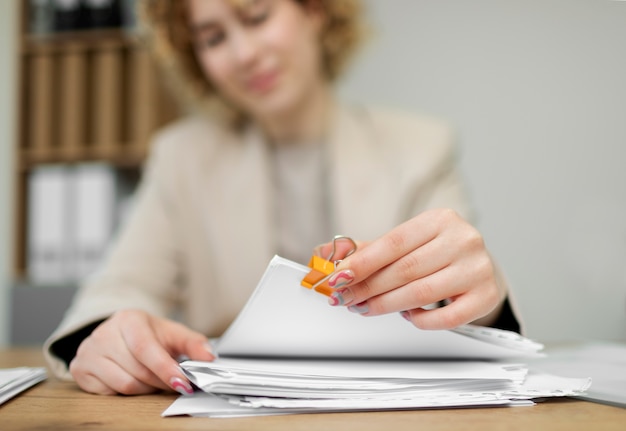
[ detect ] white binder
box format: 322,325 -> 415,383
27,164 -> 72,285
72,163 -> 117,279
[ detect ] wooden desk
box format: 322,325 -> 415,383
1,347 -> 625,431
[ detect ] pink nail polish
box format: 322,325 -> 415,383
328,269 -> 355,288
348,301 -> 369,314
400,311 -> 411,321
329,287 -> 355,306
170,377 -> 194,395
204,342 -> 218,360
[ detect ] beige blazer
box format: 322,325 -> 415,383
44,104 -> 480,379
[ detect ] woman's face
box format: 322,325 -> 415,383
188,0 -> 326,121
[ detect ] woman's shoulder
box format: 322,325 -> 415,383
150,114 -> 237,154
357,104 -> 454,144
144,115 -> 256,183
343,103 -> 457,160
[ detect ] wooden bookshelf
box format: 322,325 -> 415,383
13,2 -> 180,279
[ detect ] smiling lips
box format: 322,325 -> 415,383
246,70 -> 279,94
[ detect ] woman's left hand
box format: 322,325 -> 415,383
317,209 -> 506,330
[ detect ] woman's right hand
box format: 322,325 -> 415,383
69,309 -> 215,395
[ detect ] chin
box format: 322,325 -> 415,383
248,91 -> 301,119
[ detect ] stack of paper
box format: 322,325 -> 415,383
0,367 -> 47,406
162,256 -> 591,417
164,359 -> 589,417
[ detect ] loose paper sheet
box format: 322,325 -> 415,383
0,367 -> 47,406
528,342 -> 626,407
216,256 -> 542,359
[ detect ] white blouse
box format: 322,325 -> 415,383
271,140 -> 333,264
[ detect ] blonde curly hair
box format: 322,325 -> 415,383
138,0 -> 366,127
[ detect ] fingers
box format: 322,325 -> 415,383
356,265 -> 466,317
331,234 -> 454,307
70,355 -> 158,395
69,310 -> 215,396
70,373 -> 116,395
336,210 -> 445,281
353,246 -> 495,316
314,238 -> 367,262
158,319 -> 216,362
69,357 -> 117,395
327,212 -> 447,306
118,312 -> 198,395
403,285 -> 500,330
324,209 -> 503,329
70,320 -> 166,395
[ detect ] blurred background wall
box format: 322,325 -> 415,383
339,0 -> 626,341
0,0 -> 19,346
0,0 -> 624,346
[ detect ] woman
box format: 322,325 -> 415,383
44,0 -> 520,396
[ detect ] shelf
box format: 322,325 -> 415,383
18,40 -> 176,169
21,28 -> 140,54
19,145 -> 148,171
13,2 -> 181,280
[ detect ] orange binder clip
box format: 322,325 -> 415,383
301,236 -> 357,297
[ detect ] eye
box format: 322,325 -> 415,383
193,28 -> 227,50
245,9 -> 269,25
203,31 -> 226,48
241,0 -> 272,25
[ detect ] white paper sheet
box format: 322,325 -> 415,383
528,342 -> 626,407
216,256 -> 543,360
183,357 -> 527,381
162,391 -> 530,418
0,367 -> 47,406
181,358 -> 527,400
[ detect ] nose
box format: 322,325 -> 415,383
228,29 -> 260,67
